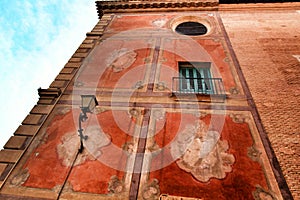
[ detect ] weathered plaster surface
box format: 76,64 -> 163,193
0,10 -> 291,200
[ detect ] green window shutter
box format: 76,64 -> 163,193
179,62 -> 214,94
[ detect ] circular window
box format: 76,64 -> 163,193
170,16 -> 213,37
175,22 -> 208,36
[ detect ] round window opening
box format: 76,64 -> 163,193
175,22 -> 208,36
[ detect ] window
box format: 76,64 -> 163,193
179,62 -> 213,94
175,22 -> 208,36
171,62 -> 226,101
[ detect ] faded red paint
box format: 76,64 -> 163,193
159,39 -> 235,91
22,110 -> 77,189
107,15 -> 174,32
150,115 -> 268,199
68,110 -> 131,194
98,48 -> 151,89
22,109 -> 131,194
20,14 -> 270,198
76,14 -> 236,93
68,160 -> 124,194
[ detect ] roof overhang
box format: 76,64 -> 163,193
96,0 -> 219,18
95,0 -> 300,19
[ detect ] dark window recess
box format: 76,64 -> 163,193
175,22 -> 208,36
179,63 -> 213,94
172,62 -> 226,98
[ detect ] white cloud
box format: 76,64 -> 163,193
0,0 -> 98,148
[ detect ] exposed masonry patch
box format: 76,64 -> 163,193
293,55 -> 300,62
57,127 -> 111,167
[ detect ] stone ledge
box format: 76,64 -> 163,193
60,68 -> 75,74
0,150 -> 22,163
75,48 -> 89,53
80,43 -> 94,49
101,15 -> 112,20
94,25 -> 105,29
72,52 -> 89,58
65,62 -> 82,68
86,32 -> 103,37
50,80 -> 67,88
98,21 -> 109,26
55,74 -> 73,81
37,88 -> 61,105
22,114 -> 44,125
38,88 -> 61,98
14,125 -> 39,136
86,35 -> 101,40
92,28 -> 105,32
37,98 -> 55,105
0,163 -> 13,183
69,57 -> 82,63
30,105 -> 53,115
4,136 -> 27,150
83,39 -> 95,44
0,164 -> 7,177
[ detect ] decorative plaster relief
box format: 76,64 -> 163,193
253,186 -> 276,200
106,48 -> 137,72
152,19 -> 167,28
122,141 -> 135,154
223,57 -> 230,63
129,108 -> 140,118
142,179 -> 160,200
74,81 -> 84,87
229,87 -> 240,95
171,120 -> 235,182
134,81 -> 144,89
108,175 -> 124,194
193,111 -> 209,118
229,113 -> 249,123
10,169 -> 29,186
155,82 -> 167,91
248,146 -> 262,162
152,109 -> 165,120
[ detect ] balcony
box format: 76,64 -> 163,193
171,77 -> 226,101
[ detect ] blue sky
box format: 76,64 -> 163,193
0,0 -> 98,148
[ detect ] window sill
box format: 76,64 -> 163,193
170,92 -> 226,103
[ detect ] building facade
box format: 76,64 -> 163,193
0,1 -> 299,199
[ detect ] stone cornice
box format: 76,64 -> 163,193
96,0 -> 219,18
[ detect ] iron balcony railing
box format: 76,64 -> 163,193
172,77 -> 226,96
